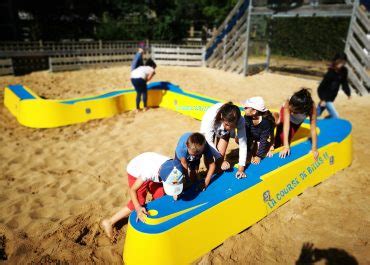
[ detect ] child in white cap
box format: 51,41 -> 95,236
101,152 -> 184,239
243,97 -> 275,164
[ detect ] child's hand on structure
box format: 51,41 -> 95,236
235,170 -> 246,179
310,149 -> 319,160
136,207 -> 148,223
251,156 -> 261,165
279,146 -> 290,158
197,181 -> 206,192
221,160 -> 230,170
267,146 -> 274,157
203,178 -> 211,191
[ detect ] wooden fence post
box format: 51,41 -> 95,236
151,44 -> 156,61
99,40 -> 103,65
242,1 -> 252,76
177,46 -> 180,64
202,46 -> 206,66
222,33 -> 228,69
265,43 -> 271,71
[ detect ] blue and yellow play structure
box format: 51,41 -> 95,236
3,82 -> 352,264
3,82 -> 219,128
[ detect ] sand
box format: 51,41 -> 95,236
0,66 -> 369,264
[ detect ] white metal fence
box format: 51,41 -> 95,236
0,41 -> 205,75
151,44 -> 205,67
345,3 -> 370,94
0,58 -> 13,76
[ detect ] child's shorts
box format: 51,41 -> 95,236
188,159 -> 200,171
126,173 -> 165,211
174,154 -> 201,171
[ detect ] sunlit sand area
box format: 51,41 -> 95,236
1,65 -> 369,263
1,0 -> 370,263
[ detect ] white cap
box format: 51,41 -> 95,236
242,97 -> 267,112
160,160 -> 184,196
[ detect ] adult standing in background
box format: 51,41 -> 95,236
130,59 -> 157,112
131,42 -> 145,71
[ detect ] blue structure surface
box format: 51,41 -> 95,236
8,84 -> 36,100
129,118 -> 351,234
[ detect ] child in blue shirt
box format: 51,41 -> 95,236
175,132 -> 216,190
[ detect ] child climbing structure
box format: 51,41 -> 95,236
3,80 -> 352,264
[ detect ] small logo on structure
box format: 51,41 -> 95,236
263,190 -> 270,202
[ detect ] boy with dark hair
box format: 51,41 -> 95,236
175,132 -> 216,190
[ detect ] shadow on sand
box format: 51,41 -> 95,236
296,242 -> 358,265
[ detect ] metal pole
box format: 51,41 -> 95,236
243,0 -> 253,76
265,43 -> 271,71
222,33 -> 228,69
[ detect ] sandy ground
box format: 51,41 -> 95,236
0,66 -> 369,264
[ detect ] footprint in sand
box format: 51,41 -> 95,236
60,218 -> 100,248
34,148 -> 43,155
0,234 -> 7,261
0,224 -> 15,261
29,209 -> 52,220
69,191 -> 85,201
8,157 -> 21,165
6,217 -> 19,230
60,184 -> 71,193
75,227 -> 90,246
88,160 -> 97,167
35,254 -> 68,264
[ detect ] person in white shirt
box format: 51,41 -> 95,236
200,102 -> 247,179
101,152 -> 184,239
130,58 -> 156,112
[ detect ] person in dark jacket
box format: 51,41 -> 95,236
317,52 -> 351,119
242,97 -> 275,165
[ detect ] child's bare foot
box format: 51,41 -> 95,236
101,219 -> 113,239
132,109 -> 140,113
143,107 -> 149,112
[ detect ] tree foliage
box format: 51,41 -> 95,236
11,0 -> 237,41
269,17 -> 350,60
